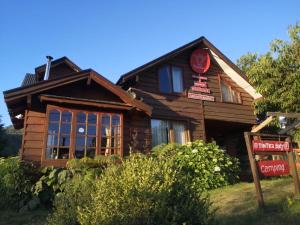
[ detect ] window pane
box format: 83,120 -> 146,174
102,127 -> 111,137
159,66 -> 172,93
61,123 -> 71,135
88,114 -> 97,124
172,67 -> 183,92
87,125 -> 96,136
221,80 -> 231,102
86,148 -> 95,158
172,122 -> 186,144
75,147 -> 85,159
46,147 -> 58,159
112,126 -> 120,137
60,135 -> 70,147
101,137 -> 110,148
76,136 -> 85,147
61,111 -> 72,123
77,113 -> 86,123
151,119 -> 170,147
102,114 -> 110,127
77,125 -> 86,135
87,137 -> 96,148
49,110 -> 60,122
112,115 -> 120,126
47,134 -> 58,147
58,148 -> 69,159
48,122 -> 59,135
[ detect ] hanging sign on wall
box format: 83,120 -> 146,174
188,49 -> 215,101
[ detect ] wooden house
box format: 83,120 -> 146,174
3,37 -> 261,167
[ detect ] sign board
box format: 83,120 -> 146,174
258,160 -> 290,176
244,132 -> 300,208
252,140 -> 290,152
188,92 -> 215,101
190,49 -> 210,74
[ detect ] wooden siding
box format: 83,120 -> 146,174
123,111 -> 152,155
21,110 -> 46,163
128,43 -> 255,142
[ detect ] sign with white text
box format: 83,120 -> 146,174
258,160 -> 290,176
252,140 -> 290,152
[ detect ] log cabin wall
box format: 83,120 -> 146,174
122,43 -> 256,142
21,110 -> 46,163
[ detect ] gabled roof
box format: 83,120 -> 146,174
35,56 -> 82,81
117,36 -> 262,100
4,69 -> 152,128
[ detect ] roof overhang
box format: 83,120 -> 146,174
4,69 -> 152,129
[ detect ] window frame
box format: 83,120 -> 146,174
42,105 -> 123,165
218,75 -> 242,104
151,118 -> 190,147
158,64 -> 185,94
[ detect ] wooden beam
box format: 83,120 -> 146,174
251,116 -> 273,133
267,112 -> 300,118
244,132 -> 265,208
40,95 -> 133,111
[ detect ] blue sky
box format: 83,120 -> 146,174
0,0 -> 299,126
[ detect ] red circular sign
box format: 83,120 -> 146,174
190,49 -> 210,74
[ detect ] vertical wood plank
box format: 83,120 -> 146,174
287,137 -> 300,196
244,132 -> 265,208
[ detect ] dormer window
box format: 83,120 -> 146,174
220,79 -> 241,103
159,65 -> 183,93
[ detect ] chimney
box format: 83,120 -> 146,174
44,56 -> 53,80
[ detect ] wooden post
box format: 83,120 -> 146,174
286,137 -> 300,196
244,132 -> 265,208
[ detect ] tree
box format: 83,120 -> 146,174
237,23 -> 300,120
0,116 -> 6,154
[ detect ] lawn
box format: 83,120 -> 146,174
0,178 -> 299,225
210,177 -> 300,225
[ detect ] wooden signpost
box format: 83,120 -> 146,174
244,132 -> 300,208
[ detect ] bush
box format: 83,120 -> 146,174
78,154 -> 215,225
0,157 -> 39,209
47,174 -> 96,225
34,156 -> 120,206
46,156 -> 120,225
153,140 -> 240,190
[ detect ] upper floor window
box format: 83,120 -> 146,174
220,79 -> 241,103
159,65 -> 183,93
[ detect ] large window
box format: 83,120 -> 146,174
45,107 -> 122,160
46,110 -> 72,159
220,79 -> 241,103
159,65 -> 183,93
151,119 -> 187,147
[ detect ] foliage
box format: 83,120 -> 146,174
78,154 -> 215,225
0,116 -> 6,155
153,140 -> 240,190
34,156 -> 119,206
1,125 -> 22,157
237,23 -> 300,120
0,157 -> 39,209
47,174 -> 96,225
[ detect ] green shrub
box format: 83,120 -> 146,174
0,157 -> 38,209
47,174 -> 96,225
153,140 -> 240,190
34,156 -> 119,206
78,154 -> 215,225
